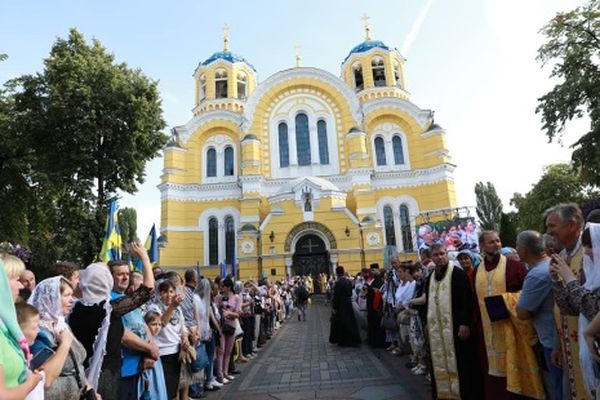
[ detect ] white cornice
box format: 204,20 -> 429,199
158,181 -> 241,202
242,67 -> 362,130
421,127 -> 445,138
363,98 -> 432,130
173,110 -> 242,145
341,47 -> 405,68
158,164 -> 455,202
372,164 -> 455,190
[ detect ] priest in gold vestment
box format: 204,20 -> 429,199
425,243 -> 482,399
546,203 -> 590,400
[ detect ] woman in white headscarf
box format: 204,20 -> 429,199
69,259 -> 154,400
28,276 -> 95,400
551,222 -> 600,396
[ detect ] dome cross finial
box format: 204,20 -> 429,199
222,23 -> 230,52
361,13 -> 371,41
294,44 -> 302,67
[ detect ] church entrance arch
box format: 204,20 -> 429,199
293,234 -> 329,294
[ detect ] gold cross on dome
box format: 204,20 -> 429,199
361,13 -> 371,41
294,44 -> 302,67
222,23 -> 230,52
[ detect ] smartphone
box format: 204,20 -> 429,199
30,347 -> 55,370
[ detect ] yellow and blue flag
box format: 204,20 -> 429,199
134,223 -> 158,271
99,200 -> 122,262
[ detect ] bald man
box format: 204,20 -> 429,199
19,269 -> 36,301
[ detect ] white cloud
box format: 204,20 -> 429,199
401,0 -> 434,56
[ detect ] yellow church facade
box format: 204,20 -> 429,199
159,28 -> 457,280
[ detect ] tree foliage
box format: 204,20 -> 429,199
537,0 -> 600,186
119,208 -> 138,244
510,163 -> 598,232
475,182 -> 503,232
1,29 -> 167,272
499,212 -> 518,248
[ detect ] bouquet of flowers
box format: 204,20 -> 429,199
0,242 -> 32,264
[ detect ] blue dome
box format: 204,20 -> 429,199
201,51 -> 256,71
343,40 -> 390,63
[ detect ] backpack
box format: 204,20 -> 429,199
296,286 -> 309,302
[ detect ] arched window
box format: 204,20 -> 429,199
392,136 -> 404,165
225,216 -> 235,265
383,206 -> 396,246
400,205 -> 413,251
208,217 -> 219,265
353,63 -> 364,92
295,113 -> 311,166
215,69 -> 228,99
199,75 -> 206,101
317,120 -> 329,165
372,57 -> 386,87
206,148 -> 217,177
224,146 -> 234,176
237,72 -> 247,99
374,137 -> 386,166
278,122 -> 289,167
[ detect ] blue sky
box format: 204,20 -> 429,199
1,0 -> 584,238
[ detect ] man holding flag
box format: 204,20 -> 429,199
99,200 -> 159,400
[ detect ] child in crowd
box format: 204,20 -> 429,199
141,311 -> 168,400
15,303 -> 45,400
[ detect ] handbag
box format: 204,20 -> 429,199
190,342 -> 209,373
233,319 -> 244,338
381,307 -> 398,331
69,350 -> 97,400
222,323 -> 236,336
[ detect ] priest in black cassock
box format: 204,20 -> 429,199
425,243 -> 482,400
329,266 -> 361,347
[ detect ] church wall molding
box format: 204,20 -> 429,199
173,110 -> 242,145
284,221 -> 338,252
362,98 -> 431,130
242,67 -> 362,130
159,163 -> 456,202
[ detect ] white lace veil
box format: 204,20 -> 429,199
28,276 -> 69,334
579,222 -> 600,394
79,262 -> 113,391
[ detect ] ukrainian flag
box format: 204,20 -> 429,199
134,223 -> 158,271
99,200 -> 122,262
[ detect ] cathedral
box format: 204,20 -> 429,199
159,23 -> 457,280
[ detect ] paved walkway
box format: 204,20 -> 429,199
210,296 -> 431,400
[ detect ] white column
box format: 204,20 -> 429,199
385,137 -> 395,168
216,148 -> 224,177
393,207 -> 403,251
310,122 -> 319,165
218,220 -> 226,264
289,120 -> 298,166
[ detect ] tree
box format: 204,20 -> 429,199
499,212 -> 518,248
119,207 -> 138,244
2,29 -> 167,271
475,182 -> 503,232
537,1 -> 600,186
510,163 -> 598,232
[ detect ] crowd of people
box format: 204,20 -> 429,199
5,201 -> 600,400
0,240 -> 313,400
328,202 -> 600,400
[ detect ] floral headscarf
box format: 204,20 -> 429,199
28,276 -> 70,334
579,223 -> 600,393
457,250 -> 481,268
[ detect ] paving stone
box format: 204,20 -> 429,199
213,296 -> 430,400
